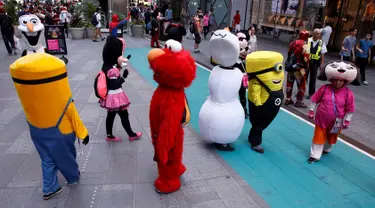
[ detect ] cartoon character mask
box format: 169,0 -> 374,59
18,14 -> 44,50
209,29 -> 240,67
325,61 -> 358,84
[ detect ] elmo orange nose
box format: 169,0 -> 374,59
148,48 -> 165,63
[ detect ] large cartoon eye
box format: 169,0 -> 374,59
21,19 -> 28,25
30,18 -> 38,25
275,63 -> 283,72
165,40 -> 182,53
330,63 -> 338,68
347,66 -> 355,70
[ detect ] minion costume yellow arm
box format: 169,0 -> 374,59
64,103 -> 88,140
250,80 -> 263,106
10,53 -> 89,197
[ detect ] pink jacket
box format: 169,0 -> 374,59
311,84 -> 355,129
203,15 -> 209,26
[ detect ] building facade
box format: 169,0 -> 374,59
250,0 -> 375,50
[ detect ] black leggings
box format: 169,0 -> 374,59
106,110 -> 136,137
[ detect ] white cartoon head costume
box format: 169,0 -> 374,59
198,29 -> 245,148
209,29 -> 240,67
325,61 -> 358,84
18,14 -> 45,55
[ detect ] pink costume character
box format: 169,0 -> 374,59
307,61 -> 357,164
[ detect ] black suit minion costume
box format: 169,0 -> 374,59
246,51 -> 284,153
10,53 -> 89,199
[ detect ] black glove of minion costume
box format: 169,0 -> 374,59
10,53 -> 89,198
246,51 -> 284,153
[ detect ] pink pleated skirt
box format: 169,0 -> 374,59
99,89 -> 131,111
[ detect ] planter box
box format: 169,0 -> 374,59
70,28 -> 85,39
85,27 -> 96,39
131,24 -> 144,38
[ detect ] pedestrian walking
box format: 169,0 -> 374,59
0,11 -> 16,55
355,33 -> 373,85
307,29 -> 327,99
340,28 -> 357,62
320,21 -> 332,47
247,26 -> 257,53
232,10 -> 241,33
203,12 -> 209,39
150,12 -> 160,48
92,7 -> 105,42
193,16 -> 201,53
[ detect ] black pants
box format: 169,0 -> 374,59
239,85 -> 247,111
307,60 -> 320,96
106,110 -> 136,137
342,56 -> 350,61
355,57 -> 368,82
2,34 -> 14,54
203,26 -> 209,38
63,22 -> 69,37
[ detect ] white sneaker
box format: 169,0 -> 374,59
363,81 -> 368,85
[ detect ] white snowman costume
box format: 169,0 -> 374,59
198,29 -> 245,151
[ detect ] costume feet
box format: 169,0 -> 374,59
43,187 -> 63,200
251,145 -> 264,154
129,132 -> 143,141
284,99 -> 294,105
106,135 -> 123,142
322,151 -> 329,156
294,101 -> 307,108
215,143 -> 235,152
308,157 -> 319,164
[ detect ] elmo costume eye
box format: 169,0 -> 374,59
165,40 -> 182,53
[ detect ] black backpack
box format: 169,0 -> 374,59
285,41 -> 298,72
0,15 -> 13,34
91,13 -> 98,26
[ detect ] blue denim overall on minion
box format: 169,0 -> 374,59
29,98 -> 79,194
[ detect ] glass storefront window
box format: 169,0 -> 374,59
188,0 -> 200,16
212,0 -> 230,28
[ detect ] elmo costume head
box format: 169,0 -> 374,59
148,40 -> 196,89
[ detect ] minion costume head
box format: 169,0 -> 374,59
245,51 -> 284,153
10,53 -> 89,200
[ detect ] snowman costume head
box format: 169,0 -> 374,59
18,14 -> 45,56
198,29 -> 245,145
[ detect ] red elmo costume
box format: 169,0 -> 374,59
148,40 -> 196,194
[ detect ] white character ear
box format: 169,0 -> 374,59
165,40 -> 182,53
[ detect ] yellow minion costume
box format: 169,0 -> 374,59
246,51 -> 284,153
10,53 -> 89,200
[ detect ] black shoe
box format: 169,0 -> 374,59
307,157 -> 319,164
322,151 -> 329,156
306,95 -> 312,99
251,146 -> 264,154
101,37 -> 106,41
215,143 -> 235,152
92,39 -> 98,42
43,187 -> 63,200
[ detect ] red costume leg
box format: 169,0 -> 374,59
155,127 -> 185,194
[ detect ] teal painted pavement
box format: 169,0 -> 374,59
127,47 -> 375,208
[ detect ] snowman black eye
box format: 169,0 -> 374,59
23,20 -> 28,25
31,18 -> 38,25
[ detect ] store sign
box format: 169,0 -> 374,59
44,25 -> 68,55
272,0 -> 298,15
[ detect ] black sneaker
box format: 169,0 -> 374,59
215,143 -> 235,152
307,157 -> 318,164
92,39 -> 98,42
322,151 -> 329,156
251,146 -> 265,154
43,187 -> 63,200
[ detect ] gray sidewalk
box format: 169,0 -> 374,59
0,36 -> 268,208
174,33 -> 375,155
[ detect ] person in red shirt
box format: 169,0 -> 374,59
285,30 -> 310,108
233,10 -> 241,33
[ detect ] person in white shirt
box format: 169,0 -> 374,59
307,29 -> 328,99
247,26 -> 257,53
92,7 -> 105,42
320,22 -> 332,46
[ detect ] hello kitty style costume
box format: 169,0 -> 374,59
308,61 -> 357,163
